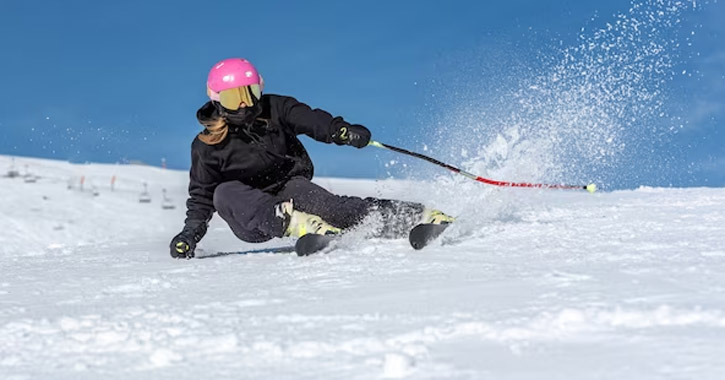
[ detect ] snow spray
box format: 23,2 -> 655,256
401,0 -> 701,228
426,0 -> 699,191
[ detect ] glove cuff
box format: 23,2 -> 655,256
183,222 -> 208,243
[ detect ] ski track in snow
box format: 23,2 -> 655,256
2,156 -> 725,379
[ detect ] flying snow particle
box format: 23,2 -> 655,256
382,353 -> 415,378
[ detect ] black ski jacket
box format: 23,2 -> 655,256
184,94 -> 353,235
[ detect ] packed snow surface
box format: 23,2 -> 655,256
2,155 -> 725,379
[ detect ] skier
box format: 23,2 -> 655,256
170,58 -> 452,259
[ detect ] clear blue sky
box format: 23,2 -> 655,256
1,0 -> 722,188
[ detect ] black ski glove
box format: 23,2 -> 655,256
169,224 -> 207,259
170,231 -> 196,259
332,124 -> 371,148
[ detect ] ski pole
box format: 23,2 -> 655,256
368,140 -> 597,193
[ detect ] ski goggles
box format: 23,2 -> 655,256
209,84 -> 262,111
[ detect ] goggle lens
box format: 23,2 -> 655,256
218,84 -> 262,111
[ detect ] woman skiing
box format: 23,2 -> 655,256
170,58 -> 452,259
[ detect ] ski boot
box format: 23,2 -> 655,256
421,208 -> 455,225
408,208 -> 454,250
276,200 -> 341,238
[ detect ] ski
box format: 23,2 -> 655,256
408,223 -> 450,250
219,223 -> 450,257
294,234 -> 337,256
196,246 -> 296,259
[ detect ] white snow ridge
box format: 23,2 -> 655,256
1,154 -> 725,379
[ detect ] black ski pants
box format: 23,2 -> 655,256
213,176 -> 423,243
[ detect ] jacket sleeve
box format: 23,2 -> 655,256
277,96 -> 350,144
183,139 -> 221,240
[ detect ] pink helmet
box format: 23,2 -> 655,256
206,58 -> 264,102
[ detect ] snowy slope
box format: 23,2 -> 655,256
2,154 -> 725,380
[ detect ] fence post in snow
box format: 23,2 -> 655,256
139,182 -> 152,203
6,157 -> 20,178
161,189 -> 176,210
23,165 -> 37,183
161,188 -> 175,210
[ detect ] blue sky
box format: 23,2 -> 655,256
1,0 -> 722,188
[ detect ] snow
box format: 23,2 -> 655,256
2,154 -> 725,379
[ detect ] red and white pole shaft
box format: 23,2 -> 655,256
368,140 -> 597,193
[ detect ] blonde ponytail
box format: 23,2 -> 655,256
198,117 -> 228,145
